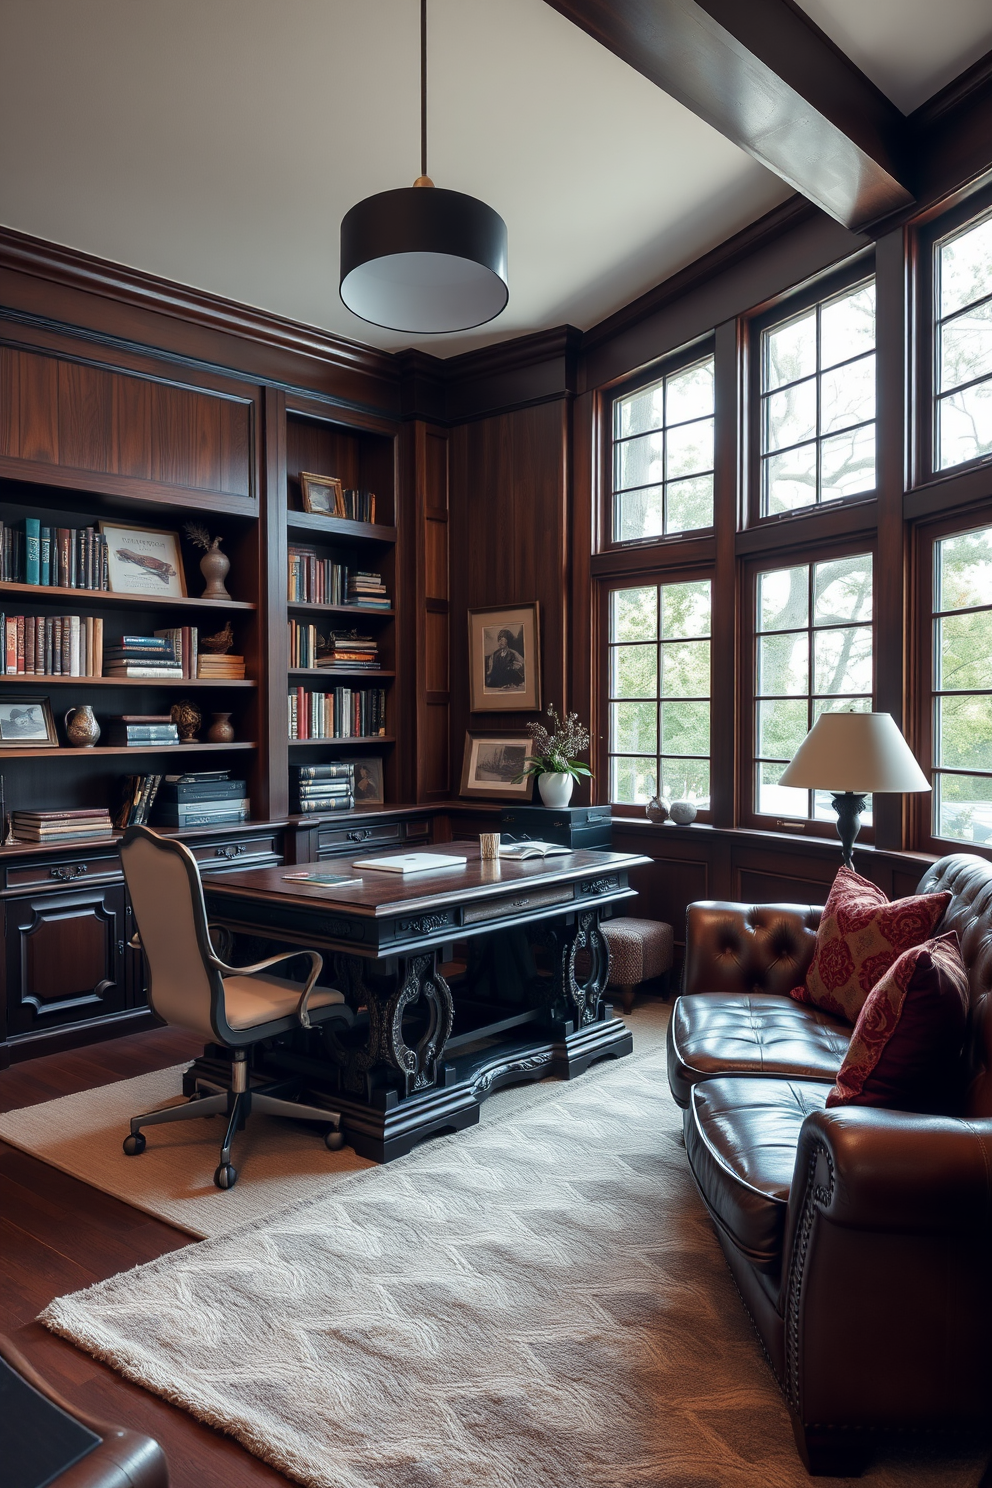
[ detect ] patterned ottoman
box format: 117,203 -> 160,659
601,916 -> 674,1014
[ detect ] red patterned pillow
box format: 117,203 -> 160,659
791,867 -> 951,1024
826,933 -> 969,1110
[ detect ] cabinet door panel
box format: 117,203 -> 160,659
5,886 -> 127,1035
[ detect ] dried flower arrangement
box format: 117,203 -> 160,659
514,704 -> 593,782
183,521 -> 224,552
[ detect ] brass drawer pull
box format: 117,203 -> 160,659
50,864 -> 88,881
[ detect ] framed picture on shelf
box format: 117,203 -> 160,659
300,472 -> 344,518
343,756 -> 384,805
468,602 -> 541,712
459,731 -> 536,801
0,695 -> 58,748
99,522 -> 186,599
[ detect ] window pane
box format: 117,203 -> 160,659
820,423 -> 876,501
615,431 -> 663,491
937,526 -> 992,610
814,625 -> 873,695
820,354 -> 875,434
764,310 -> 816,390
813,695 -> 872,721
936,772 -> 992,843
612,756 -> 657,805
814,554 -> 873,625
938,379 -> 992,469
820,282 -> 876,369
666,474 -> 713,533
938,611 -> 992,690
939,215 -> 992,319
758,567 -> 808,632
615,379 -> 664,438
757,697 -> 808,760
764,378 -> 816,452
757,761 -> 807,818
666,417 -> 713,480
939,300 -> 992,392
661,757 -> 710,807
763,443 -> 818,514
661,639 -> 710,696
611,586 -> 658,642
937,694 -> 992,770
611,700 -> 657,755
666,359 -> 714,422
611,644 -> 657,698
614,488 -> 663,542
661,699 -> 709,756
758,632 -> 808,695
661,581 -> 711,639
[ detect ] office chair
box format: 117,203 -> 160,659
119,825 -> 354,1190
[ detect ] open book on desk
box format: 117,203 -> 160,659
498,840 -> 571,860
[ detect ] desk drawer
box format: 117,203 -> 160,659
318,821 -> 403,856
188,832 -> 282,874
5,852 -> 122,891
462,883 -> 574,926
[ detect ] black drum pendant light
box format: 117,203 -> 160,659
340,0 -> 508,334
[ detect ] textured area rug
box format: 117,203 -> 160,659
0,1005 -> 669,1238
41,1039 -> 984,1488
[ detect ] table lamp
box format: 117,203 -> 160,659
777,711 -> 930,867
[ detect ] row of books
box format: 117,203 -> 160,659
0,520 -> 110,590
10,807 -> 114,843
114,770 -> 249,829
288,622 -> 380,671
3,613 -> 104,676
339,489 -> 376,523
291,761 -> 354,815
114,774 -> 164,828
287,548 -> 392,611
288,687 -> 387,740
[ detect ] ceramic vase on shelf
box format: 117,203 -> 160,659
199,545 -> 231,601
538,771 -> 574,809
171,699 -> 202,743
206,712 -> 235,744
646,794 -> 670,823
64,705 -> 100,748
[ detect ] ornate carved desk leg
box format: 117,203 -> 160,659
328,949 -> 455,1099
543,908 -> 611,1027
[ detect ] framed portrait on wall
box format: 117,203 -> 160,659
0,695 -> 58,748
468,602 -> 541,712
342,756 -> 384,805
459,731 -> 536,801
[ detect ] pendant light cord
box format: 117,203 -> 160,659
420,0 -> 428,180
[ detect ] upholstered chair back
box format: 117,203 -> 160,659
918,854 -> 992,1117
120,826 -> 221,1042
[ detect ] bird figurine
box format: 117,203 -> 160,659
199,620 -> 234,655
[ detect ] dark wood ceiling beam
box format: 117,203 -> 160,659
544,0 -> 914,231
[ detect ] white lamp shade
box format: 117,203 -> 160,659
777,712 -> 931,794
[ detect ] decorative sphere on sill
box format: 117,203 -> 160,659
670,800 -> 698,825
646,795 -> 670,824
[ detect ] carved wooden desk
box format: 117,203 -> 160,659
200,845 -> 650,1161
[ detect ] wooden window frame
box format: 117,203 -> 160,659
597,564 -> 715,822
600,337 -> 716,555
739,534 -> 877,841
744,256 -> 877,532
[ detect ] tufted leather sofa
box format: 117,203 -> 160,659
666,853 -> 992,1477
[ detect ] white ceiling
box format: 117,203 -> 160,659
795,0 -> 992,114
0,2 -> 990,362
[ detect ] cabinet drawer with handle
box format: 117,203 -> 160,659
461,883 -> 575,926
317,821 -> 403,856
188,832 -> 283,874
5,852 -> 122,891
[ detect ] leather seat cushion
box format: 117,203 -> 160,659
667,991 -> 850,1107
223,974 -> 345,1030
685,1076 -> 829,1274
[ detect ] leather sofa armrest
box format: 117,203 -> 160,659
682,900 -> 822,999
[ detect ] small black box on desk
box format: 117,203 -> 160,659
499,803 -> 612,850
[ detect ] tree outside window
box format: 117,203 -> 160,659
935,212 -> 992,470
611,357 -> 714,542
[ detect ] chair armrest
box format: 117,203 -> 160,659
209,946 -> 326,1030
682,899 -> 822,999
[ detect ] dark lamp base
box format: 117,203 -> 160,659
832,791 -> 868,869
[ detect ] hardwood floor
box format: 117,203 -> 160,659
0,1027 -> 293,1486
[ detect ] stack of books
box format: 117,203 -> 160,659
153,626 -> 198,679
347,571 -> 390,610
10,807 -> 114,843
0,519 -> 110,590
106,714 -> 180,747
291,763 -> 355,815
2,614 -> 104,676
288,686 -> 386,740
197,652 -> 246,680
317,631 -> 380,670
114,774 -> 164,829
287,547 -> 349,605
104,635 -> 182,680
152,771 -> 249,829
340,489 -> 376,523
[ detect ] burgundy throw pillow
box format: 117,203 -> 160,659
826,932 -> 969,1111
791,866 -> 951,1024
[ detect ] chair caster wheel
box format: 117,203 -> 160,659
123,1132 -> 146,1156
324,1128 -> 344,1151
214,1163 -> 237,1190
